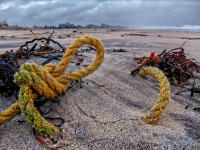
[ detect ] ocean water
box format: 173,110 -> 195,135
135,25 -> 200,32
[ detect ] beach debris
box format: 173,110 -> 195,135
106,48 -> 128,53
131,43 -> 200,85
0,35 -> 105,138
121,33 -> 148,37
0,30 -> 68,98
175,79 -> 200,97
79,46 -> 128,54
79,46 -> 97,53
0,62 -> 19,98
193,107 -> 200,112
126,33 -> 148,36
139,66 -> 170,124
32,127 -> 68,150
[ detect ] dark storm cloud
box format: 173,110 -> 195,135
0,0 -> 199,27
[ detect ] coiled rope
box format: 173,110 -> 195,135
0,35 -> 104,138
138,66 -> 170,124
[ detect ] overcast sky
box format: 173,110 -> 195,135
0,0 -> 200,27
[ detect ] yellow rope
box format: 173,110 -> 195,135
138,66 -> 170,124
0,35 -> 104,138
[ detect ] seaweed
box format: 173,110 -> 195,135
131,45 -> 200,85
0,31 -> 66,98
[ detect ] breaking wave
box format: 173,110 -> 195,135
136,25 -> 200,32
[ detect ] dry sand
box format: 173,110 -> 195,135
0,28 -> 200,150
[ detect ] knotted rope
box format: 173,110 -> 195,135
138,66 -> 170,124
0,35 -> 104,138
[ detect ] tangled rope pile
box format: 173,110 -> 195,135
139,67 -> 170,124
0,35 -> 104,138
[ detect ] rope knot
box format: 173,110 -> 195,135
1,35 -> 105,138
14,63 -> 67,99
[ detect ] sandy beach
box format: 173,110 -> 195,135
0,28 -> 200,149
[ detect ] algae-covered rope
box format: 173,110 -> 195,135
0,35 -> 104,138
138,66 -> 170,124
